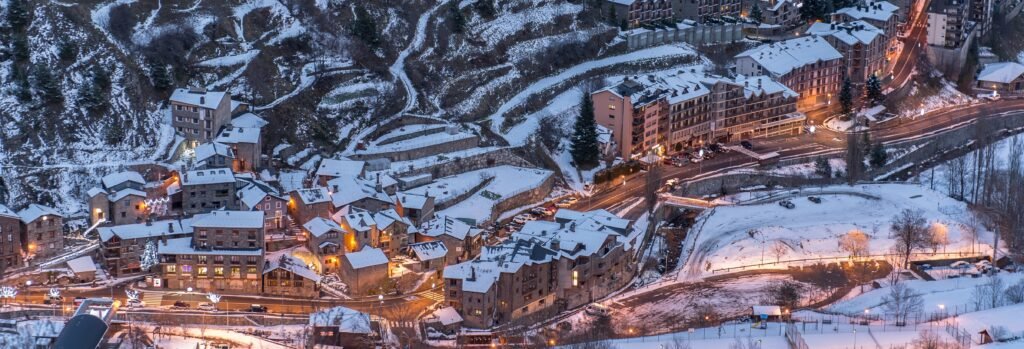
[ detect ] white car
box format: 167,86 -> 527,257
585,303 -> 609,317
512,214 -> 536,225
950,261 -> 971,269
198,302 -> 218,312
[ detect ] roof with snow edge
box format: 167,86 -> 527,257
977,62 -> 1024,84
264,251 -> 321,282
344,247 -> 389,269
0,204 -> 17,219
191,210 -> 264,229
66,255 -> 97,273
18,204 -> 62,223
807,21 -> 884,46
427,306 -> 463,326
736,36 -> 843,77
835,1 -> 898,22
194,142 -> 235,162
327,176 -> 394,209
303,217 -> 342,238
215,126 -> 260,144
181,168 -> 235,186
421,215 -> 479,240
109,189 -> 146,202
444,238 -> 558,293
101,171 -> 145,189
309,306 -> 372,333
236,182 -> 284,209
341,211 -> 375,232
409,240 -> 448,261
170,88 -> 228,109
295,187 -> 331,205
397,192 -> 430,210
230,113 -> 268,128
157,237 -> 263,256
98,219 -> 190,242
316,158 -> 365,179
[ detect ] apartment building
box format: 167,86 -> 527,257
735,36 -> 844,108
443,209 -> 637,328
237,180 -> 290,236
834,1 -> 900,52
927,0 -> 972,49
18,204 -> 63,259
170,88 -> 233,143
97,219 -> 191,277
697,0 -> 741,20
591,69 -> 806,159
181,168 -> 238,215
87,171 -> 149,226
262,252 -> 320,298
0,205 -> 22,270
970,0 -> 993,36
155,211 -> 265,293
606,0 -> 674,28
416,215 -> 483,265
808,21 -> 890,84
751,0 -> 801,28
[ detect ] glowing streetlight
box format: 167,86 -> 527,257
938,304 -> 945,311
186,287 -> 193,293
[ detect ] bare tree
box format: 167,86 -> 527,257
645,162 -> 663,214
928,222 -> 950,254
762,280 -> 804,310
771,241 -> 789,263
883,283 -> 923,326
839,229 -> 871,259
971,275 -> 1006,311
946,155 -> 969,199
1005,278 -> 1024,304
912,330 -> 957,349
890,209 -> 929,269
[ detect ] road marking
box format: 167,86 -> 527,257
419,290 -> 445,302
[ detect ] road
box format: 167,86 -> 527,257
889,0 -> 931,89
576,99 -> 1024,213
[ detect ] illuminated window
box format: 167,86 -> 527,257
198,266 -> 208,276
214,267 -> 224,276
572,270 -> 579,287
166,265 -> 177,273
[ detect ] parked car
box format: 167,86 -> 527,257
740,141 -> 753,150
585,303 -> 609,317
44,296 -> 63,305
512,213 -> 536,225
426,328 -> 455,340
708,143 -> 723,153
126,299 -> 143,308
530,207 -> 552,216
171,301 -> 190,310
919,263 -> 933,270
249,304 -> 268,313
778,200 -> 795,209
807,196 -> 822,203
950,261 -> 971,269
198,302 -> 217,312
671,158 -> 687,167
689,156 -> 703,164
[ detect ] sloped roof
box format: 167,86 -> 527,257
215,126 -> 260,144
101,171 -> 144,189
309,306 -> 372,333
194,142 -> 235,162
264,252 -> 321,282
170,88 -> 228,109
344,247 -> 389,269
0,204 -> 19,219
181,168 -> 235,186
98,219 -> 189,242
295,187 -> 331,205
231,113 -> 269,128
67,256 -> 97,273
409,240 -> 448,261
807,21 -> 884,46
18,204 -> 62,223
191,210 -> 264,229
977,62 -> 1024,84
304,217 -> 342,238
315,158 -> 365,179
421,215 -> 478,240
736,36 -> 844,77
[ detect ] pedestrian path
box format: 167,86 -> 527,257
419,290 -> 445,303
141,292 -> 164,308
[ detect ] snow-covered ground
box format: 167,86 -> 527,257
897,80 -> 974,119
829,272 -> 1024,316
729,158 -> 847,178
423,166 -> 553,223
680,184 -> 993,281
914,132 -> 1024,202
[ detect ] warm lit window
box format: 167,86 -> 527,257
198,266 -> 208,276
214,267 -> 224,276
166,265 -> 177,273
572,270 -> 579,287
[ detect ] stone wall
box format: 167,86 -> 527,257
489,173 -> 556,223
927,26 -> 977,80
350,136 -> 480,162
367,116 -> 447,141
375,125 -> 448,146
395,147 -> 535,179
681,172 -> 840,197
624,22 -> 750,50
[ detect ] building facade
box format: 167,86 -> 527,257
98,220 -> 190,277
808,21 -> 890,84
18,205 -> 64,259
606,0 -> 674,28
181,168 -> 238,215
0,206 -> 22,270
735,36 -> 845,108
170,88 -> 232,143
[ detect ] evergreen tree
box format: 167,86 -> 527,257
12,35 -> 29,63
149,62 -> 172,91
620,19 -> 629,31
449,2 -> 466,34
571,92 -> 600,167
80,67 -> 111,113
608,4 -> 617,22
474,0 -> 496,19
33,64 -> 63,106
869,142 -> 888,168
800,0 -> 832,22
750,3 -> 764,22
6,0 -> 31,32
839,77 -> 855,118
865,74 -> 884,106
861,131 -> 871,156
815,156 -> 833,178
350,4 -> 379,47
58,42 -> 77,62
14,76 -> 31,102
105,115 -> 125,146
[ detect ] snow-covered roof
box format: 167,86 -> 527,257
409,241 -> 448,261
807,21 -> 884,46
444,239 -> 558,293
215,126 -> 260,144
344,248 -> 389,269
295,187 -> 331,205
341,211 -> 375,232
372,209 -> 409,231
427,306 -> 463,326
977,62 -> 1024,84
109,189 -> 146,202
0,204 -> 17,219
170,88 -> 228,109
304,217 -> 342,238
554,209 -> 631,232
315,158 -> 365,179
101,171 -> 144,189
230,113 -> 268,128
327,176 -> 394,209
752,305 -> 783,316
835,1 -> 898,22
237,181 -> 283,209
17,204 -> 62,223
98,219 -> 189,242
264,252 -> 321,282
736,36 -> 844,77
397,192 -> 430,210
87,187 -> 106,198
191,210 -> 264,229
597,66 -> 800,105
194,142 -> 235,162
607,0 -> 638,5
66,256 -> 97,274
157,237 -> 263,256
181,168 -> 235,186
421,215 -> 479,240
309,306 -> 372,333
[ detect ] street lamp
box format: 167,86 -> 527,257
186,287 -> 193,293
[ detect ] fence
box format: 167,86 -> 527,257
786,323 -> 810,349
710,251 -> 991,275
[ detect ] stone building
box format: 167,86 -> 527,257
180,168 -> 238,215
289,188 -> 332,229
340,247 -> 390,295
97,219 -> 191,277
155,210 -> 265,293
396,192 -> 435,227
18,204 -> 63,259
415,215 -> 483,266
303,217 -> 344,273
170,88 -> 233,143
262,253 -> 320,298
87,171 -> 149,227
0,205 -> 22,270
237,180 -> 290,236
735,36 -> 845,108
605,0 -> 674,28
215,126 -> 262,172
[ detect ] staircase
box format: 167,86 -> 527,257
419,290 -> 445,303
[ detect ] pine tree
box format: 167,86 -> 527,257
12,35 -> 29,63
140,241 -> 158,272
750,3 -> 764,22
620,19 -> 629,31
869,141 -> 888,168
149,62 -> 172,91
839,77 -> 855,118
474,0 -> 496,19
800,0 -> 832,22
80,67 -> 111,113
815,156 -> 833,178
865,74 -> 884,106
6,0 -> 31,32
58,42 -> 77,62
105,115 -> 125,146
571,92 -> 600,167
608,4 -> 617,22
449,3 -> 466,34
350,4 -> 379,47
33,64 -> 63,106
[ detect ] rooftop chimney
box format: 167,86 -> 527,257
168,222 -> 174,232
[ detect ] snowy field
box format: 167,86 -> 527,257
829,272 -> 1024,316
681,184 -> 992,280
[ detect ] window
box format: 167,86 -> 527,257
246,266 -> 257,274
198,256 -> 208,263
247,256 -> 258,263
214,267 -> 224,276
214,256 -> 224,263
198,266 -> 208,276
230,256 -> 239,264
166,265 -> 177,273
572,270 -> 579,287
